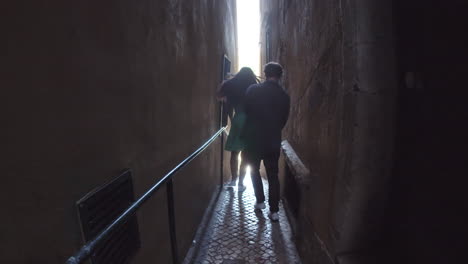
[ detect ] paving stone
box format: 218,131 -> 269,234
191,178 -> 302,264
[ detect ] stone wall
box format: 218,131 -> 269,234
260,1 -> 397,263
1,0 -> 237,263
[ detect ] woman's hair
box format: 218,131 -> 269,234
223,67 -> 258,108
232,67 -> 259,85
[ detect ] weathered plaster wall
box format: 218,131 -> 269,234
261,1 -> 397,263
1,0 -> 236,263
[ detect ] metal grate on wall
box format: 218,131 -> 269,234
76,169 -> 140,264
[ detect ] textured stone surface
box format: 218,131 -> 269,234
260,1 -> 397,263
189,179 -> 301,264
1,1 -> 236,263
262,1 -> 468,264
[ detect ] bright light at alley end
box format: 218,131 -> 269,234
236,0 -> 261,76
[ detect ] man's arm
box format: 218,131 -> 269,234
244,84 -> 257,115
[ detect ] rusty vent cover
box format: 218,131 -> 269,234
76,169 -> 140,264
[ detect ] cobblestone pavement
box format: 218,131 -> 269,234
191,177 -> 301,264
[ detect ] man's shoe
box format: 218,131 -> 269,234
254,202 -> 266,210
237,184 -> 246,192
269,212 -> 279,222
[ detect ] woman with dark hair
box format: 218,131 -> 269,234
217,67 -> 259,191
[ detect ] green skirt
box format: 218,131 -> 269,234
225,111 -> 246,152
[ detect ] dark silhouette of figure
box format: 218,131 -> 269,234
217,67 -> 259,191
242,62 -> 290,221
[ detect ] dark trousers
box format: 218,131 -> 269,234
244,149 -> 280,212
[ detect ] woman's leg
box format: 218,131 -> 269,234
238,151 -> 247,186
230,151 -> 240,184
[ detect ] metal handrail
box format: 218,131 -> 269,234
65,127 -> 226,264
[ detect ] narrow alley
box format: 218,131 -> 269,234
2,0 -> 468,264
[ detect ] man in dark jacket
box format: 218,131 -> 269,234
242,62 -> 290,221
